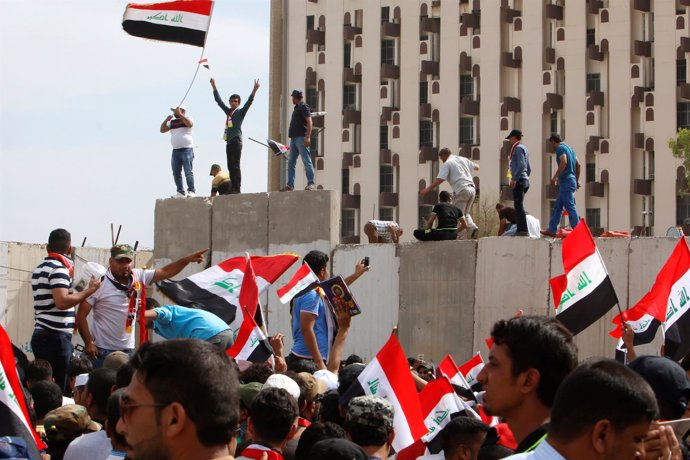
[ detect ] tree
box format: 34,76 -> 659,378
471,190 -> 500,237
668,128 -> 690,192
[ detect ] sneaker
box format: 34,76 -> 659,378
305,184 -> 316,191
280,186 -> 294,192
172,192 -> 186,199
187,191 -> 196,198
540,229 -> 557,237
470,228 -> 479,240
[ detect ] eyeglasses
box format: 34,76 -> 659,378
119,398 -> 170,422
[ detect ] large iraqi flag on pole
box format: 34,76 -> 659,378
0,325 -> 46,458
122,1 -> 214,47
157,254 -> 298,331
549,220 -> 619,335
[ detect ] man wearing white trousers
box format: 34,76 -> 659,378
420,147 -> 480,239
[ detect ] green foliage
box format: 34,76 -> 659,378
669,128 -> 690,192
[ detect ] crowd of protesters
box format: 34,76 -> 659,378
9,228 -> 690,459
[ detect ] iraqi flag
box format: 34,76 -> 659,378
437,354 -> 471,391
227,305 -> 274,364
459,353 -> 484,392
122,0 -> 214,47
549,220 -> 619,335
157,254 -> 298,332
0,325 -> 46,458
277,262 -> 319,304
340,334 -> 427,452
267,139 -> 290,157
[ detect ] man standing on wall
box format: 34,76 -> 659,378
506,129 -> 531,237
541,133 -> 581,237
283,89 -> 315,191
210,78 -> 260,194
160,105 -> 196,198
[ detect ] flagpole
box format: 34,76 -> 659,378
176,1 -> 215,107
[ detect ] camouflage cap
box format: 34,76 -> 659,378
43,404 -> 101,441
345,395 -> 394,431
239,382 -> 263,409
110,244 -> 134,260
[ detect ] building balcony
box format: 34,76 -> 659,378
633,179 -> 652,196
306,29 -> 325,47
633,133 -> 645,149
381,63 -> 400,79
501,7 -> 520,23
546,92 -> 563,110
420,103 -> 432,119
380,149 -> 392,164
379,192 -> 399,207
502,51 -> 521,68
419,145 -> 438,162
503,96 -> 521,112
459,53 -> 472,72
545,184 -> 558,200
460,12 -> 480,29
681,0 -> 690,6
381,21 -> 400,38
633,0 -> 651,12
420,16 -> 440,34
587,91 -> 605,107
312,116 -> 324,128
680,83 -> 690,100
586,182 -> 605,198
343,25 -> 362,41
545,4 -> 564,20
343,109 -> 361,125
342,152 -> 355,168
343,67 -> 361,83
306,69 -> 317,87
459,143 -> 473,158
587,0 -> 604,14
420,60 -> 439,77
587,136 -> 603,155
588,44 -> 605,61
681,37 -> 690,53
633,40 -> 652,58
460,98 -> 479,116
545,47 -> 556,64
381,106 -> 394,122
342,193 -> 361,209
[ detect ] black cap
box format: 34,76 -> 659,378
291,89 -> 303,98
306,439 -> 368,460
506,129 -> 522,140
628,355 -> 690,419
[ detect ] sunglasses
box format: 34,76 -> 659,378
119,396 -> 170,422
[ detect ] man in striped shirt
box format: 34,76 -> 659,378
31,229 -> 101,393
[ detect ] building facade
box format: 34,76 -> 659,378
269,0 -> 690,242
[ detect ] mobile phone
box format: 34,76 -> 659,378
363,256 -> 370,267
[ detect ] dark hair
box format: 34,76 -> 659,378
478,444 -> 515,460
239,362 -> 274,384
287,356 -> 317,374
338,363 -> 365,396
344,411 -> 392,447
30,381 -> 63,420
495,203 -> 505,211
115,362 -> 134,389
250,387 -> 299,444
490,316 -> 577,407
130,339 -> 240,447
304,250 -> 329,275
67,356 -> 93,379
47,228 -> 71,254
549,358 -> 658,442
107,389 -> 127,447
229,94 -> 241,103
439,191 -> 452,202
28,359 -> 53,383
87,368 -> 116,417
442,416 -> 490,458
319,390 -> 344,425
296,421 -> 347,458
549,133 -> 562,143
439,147 -> 452,157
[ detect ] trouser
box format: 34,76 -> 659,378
206,329 -> 235,350
31,328 -> 73,394
513,178 -> 530,233
217,180 -> 232,195
226,138 -> 243,193
92,346 -> 134,369
413,228 -> 458,241
287,136 -> 315,188
548,178 -> 580,233
171,148 -> 195,194
453,186 -> 478,238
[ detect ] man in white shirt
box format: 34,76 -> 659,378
420,148 -> 480,239
76,244 -> 207,368
160,104 -> 196,198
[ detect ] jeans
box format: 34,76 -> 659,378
171,147 -> 195,194
413,228 -> 457,241
206,329 -> 235,351
548,177 -> 580,233
226,138 -> 242,193
92,346 -> 134,369
31,328 -> 73,394
512,178 -> 530,233
287,136 -> 314,189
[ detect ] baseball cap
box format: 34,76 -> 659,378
306,438 -> 368,460
74,373 -> 89,388
103,351 -> 129,371
505,129 -> 522,140
291,89 -> 303,98
628,355 -> 690,419
110,244 -> 134,260
314,369 -> 339,391
43,405 -> 100,441
239,382 -> 263,409
209,164 -> 221,175
297,372 -> 329,402
345,395 -> 394,431
263,373 -> 301,401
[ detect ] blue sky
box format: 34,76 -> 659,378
0,0 -> 270,249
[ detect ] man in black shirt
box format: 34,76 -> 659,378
413,191 -> 468,241
283,89 -> 315,191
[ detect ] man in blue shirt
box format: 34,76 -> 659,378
542,134 -> 581,237
507,129 -> 531,236
144,302 -> 234,350
288,250 -> 368,372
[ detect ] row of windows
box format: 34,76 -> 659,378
342,166 -> 395,196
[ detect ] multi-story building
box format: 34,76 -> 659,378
268,0 -> 690,243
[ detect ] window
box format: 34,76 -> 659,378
379,207 -> 394,222
381,39 -> 395,65
310,132 -> 320,157
342,169 -> 350,195
381,6 -> 390,23
344,43 -> 352,69
460,75 -> 473,100
586,208 -> 601,229
343,85 -> 357,110
307,15 -> 315,30
677,194 -> 690,225
586,73 -> 601,93
419,81 -> 428,104
678,102 -> 690,129
419,121 -> 433,147
678,59 -> 687,85
418,205 -> 433,228
306,88 -> 319,112
380,165 -> 394,193
380,125 -> 389,150
341,209 -> 356,238
586,163 -> 596,183
550,111 -> 559,135
586,28 -> 595,47
460,118 -> 474,144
